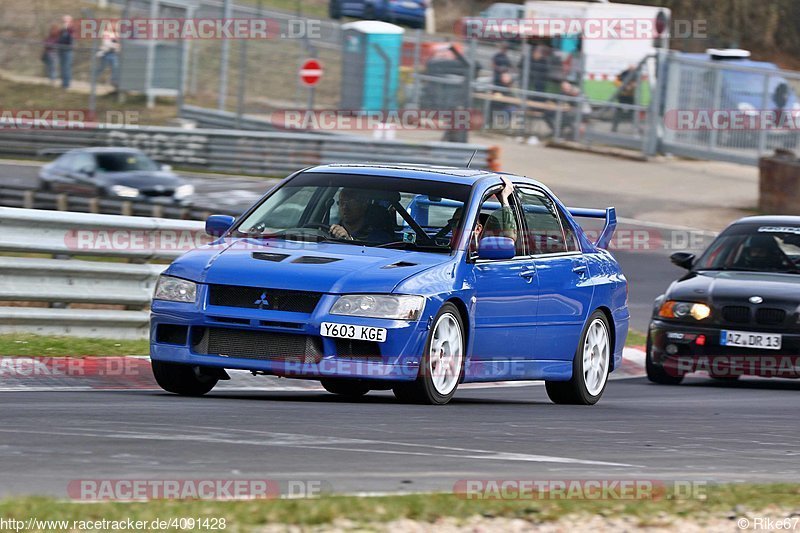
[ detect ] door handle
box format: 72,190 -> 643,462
572,264 -> 588,276
519,268 -> 536,282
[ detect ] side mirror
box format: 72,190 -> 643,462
161,164 -> 173,172
205,215 -> 235,237
477,236 -> 516,260
670,252 -> 695,270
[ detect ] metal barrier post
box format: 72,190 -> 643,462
757,73 -> 770,156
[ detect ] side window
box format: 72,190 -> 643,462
471,190 -> 525,258
56,153 -> 74,169
556,206 -> 581,252
515,187 -> 568,255
72,153 -> 96,174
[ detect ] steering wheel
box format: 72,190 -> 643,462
302,223 -> 332,232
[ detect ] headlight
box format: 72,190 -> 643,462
154,275 -> 197,303
330,294 -> 425,320
174,184 -> 195,200
110,184 -> 139,198
737,101 -> 758,116
658,300 -> 711,321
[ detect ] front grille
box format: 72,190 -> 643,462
334,339 -> 382,360
756,308 -> 786,326
191,327 -> 323,363
722,306 -> 750,324
141,189 -> 174,197
208,285 -> 322,313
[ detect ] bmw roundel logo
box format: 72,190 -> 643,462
749,296 -> 763,304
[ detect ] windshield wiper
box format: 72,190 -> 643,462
376,241 -> 449,252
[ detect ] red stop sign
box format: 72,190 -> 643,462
300,59 -> 323,86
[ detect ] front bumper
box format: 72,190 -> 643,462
150,291 -> 430,382
649,319 -> 800,378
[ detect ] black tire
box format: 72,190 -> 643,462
392,302 -> 465,405
545,310 -> 611,405
645,332 -> 684,385
151,360 -> 218,396
320,379 -> 370,397
39,178 -> 51,191
364,4 -> 376,20
329,0 -> 341,19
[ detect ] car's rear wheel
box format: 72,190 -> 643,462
645,332 -> 684,385
392,303 -> 464,405
545,310 -> 611,405
151,361 -> 218,396
321,379 -> 370,397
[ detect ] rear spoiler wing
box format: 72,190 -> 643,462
567,207 -> 617,249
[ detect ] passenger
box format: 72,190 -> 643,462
482,177 -> 518,244
329,188 -> 394,243
737,235 -> 791,270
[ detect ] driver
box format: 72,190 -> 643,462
738,235 -> 790,270
330,188 -> 394,242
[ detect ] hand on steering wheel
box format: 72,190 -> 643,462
329,224 -> 352,240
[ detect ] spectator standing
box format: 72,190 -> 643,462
95,27 -> 120,90
57,15 -> 75,89
611,65 -> 638,132
42,23 -> 60,86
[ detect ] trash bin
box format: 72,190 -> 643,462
759,149 -> 800,215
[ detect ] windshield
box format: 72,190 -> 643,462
234,172 -> 472,253
695,225 -> 800,273
95,152 -> 159,172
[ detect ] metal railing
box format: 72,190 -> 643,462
0,183 -> 238,220
0,207 -> 205,339
0,123 -> 492,175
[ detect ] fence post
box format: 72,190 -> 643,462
411,28 -> 423,110
644,49 -> 667,157
519,41 -> 531,135
217,0 -> 232,110
757,73 -> 770,156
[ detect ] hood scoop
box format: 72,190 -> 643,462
383,261 -> 418,269
252,252 -> 290,262
292,256 -> 342,264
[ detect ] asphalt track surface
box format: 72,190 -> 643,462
2,377 -> 799,498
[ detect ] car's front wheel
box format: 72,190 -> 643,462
321,379 -> 370,397
645,333 -> 684,385
151,361 -> 218,396
393,303 -> 465,405
545,310 -> 611,405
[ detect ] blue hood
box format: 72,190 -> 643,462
165,238 -> 452,294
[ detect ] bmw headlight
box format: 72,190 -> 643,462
110,184 -> 139,198
174,184 -> 195,200
154,275 -> 197,303
658,300 -> 711,321
330,295 -> 425,320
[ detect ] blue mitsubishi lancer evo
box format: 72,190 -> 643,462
150,164 -> 629,405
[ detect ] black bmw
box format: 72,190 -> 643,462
648,216 -> 800,384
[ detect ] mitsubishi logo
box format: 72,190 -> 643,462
253,292 -> 270,309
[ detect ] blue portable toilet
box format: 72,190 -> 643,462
341,21 -> 404,112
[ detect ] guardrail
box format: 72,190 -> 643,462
0,123 -> 493,176
0,207 -> 205,339
0,183 -> 238,220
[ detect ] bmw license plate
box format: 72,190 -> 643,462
720,330 -> 782,350
321,322 -> 387,343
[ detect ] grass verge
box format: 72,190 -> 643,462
626,329 -> 647,348
0,484 -> 798,528
0,334 -> 148,357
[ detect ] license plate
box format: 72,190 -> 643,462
321,322 -> 387,343
720,330 -> 782,350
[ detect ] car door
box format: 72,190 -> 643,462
516,186 -> 594,361
469,188 -> 539,362
47,153 -> 74,192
